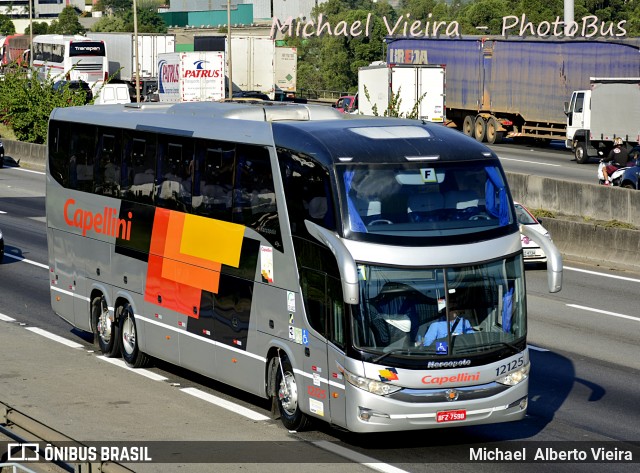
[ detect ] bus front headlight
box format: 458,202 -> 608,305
496,363 -> 530,386
343,369 -> 402,396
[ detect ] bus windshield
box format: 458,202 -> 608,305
352,254 -> 525,357
337,161 -> 513,238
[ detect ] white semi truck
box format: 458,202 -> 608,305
87,32 -> 175,99
565,77 -> 640,164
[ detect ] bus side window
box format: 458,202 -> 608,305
122,133 -> 156,204
300,268 -> 327,339
156,136 -> 193,212
277,149 -> 336,237
95,130 -> 122,197
69,124 -> 97,193
233,145 -> 279,231
192,140 -> 233,222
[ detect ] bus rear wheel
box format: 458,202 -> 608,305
276,355 -> 310,431
92,296 -> 120,357
119,303 -> 150,368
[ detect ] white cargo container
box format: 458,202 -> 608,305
565,77 -> 640,163
157,51 -> 226,103
358,63 -> 446,122
87,32 -> 175,98
232,36 -> 275,99
274,47 -> 297,96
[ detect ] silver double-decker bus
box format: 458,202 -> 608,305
46,101 -> 562,433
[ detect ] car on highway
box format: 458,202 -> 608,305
333,95 -> 357,113
52,80 -> 94,104
515,201 -> 550,264
0,135 -> 4,168
0,227 -> 4,262
616,145 -> 640,190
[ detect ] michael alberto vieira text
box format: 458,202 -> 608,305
470,447 -> 633,462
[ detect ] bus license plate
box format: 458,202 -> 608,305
523,249 -> 537,257
436,410 -> 467,423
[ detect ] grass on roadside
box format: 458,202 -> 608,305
0,123 -> 17,141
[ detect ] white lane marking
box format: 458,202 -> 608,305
0,312 -> 16,322
527,345 -> 549,352
24,327 -> 84,349
96,356 -> 169,381
565,266 -> 640,284
0,210 -> 5,214
4,253 -> 49,269
180,387 -> 270,422
4,167 -> 45,175
499,157 -> 562,167
313,440 -> 410,473
566,304 -> 640,323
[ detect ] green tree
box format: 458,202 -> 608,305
49,6 -> 86,35
91,15 -> 128,32
0,68 -> 90,143
24,22 -> 50,35
0,14 -> 16,35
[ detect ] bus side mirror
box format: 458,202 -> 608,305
520,224 -> 563,293
563,101 -> 570,116
305,220 -> 359,305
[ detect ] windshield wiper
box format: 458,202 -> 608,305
454,341 -> 520,355
372,349 -> 412,363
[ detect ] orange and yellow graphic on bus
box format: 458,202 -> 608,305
145,208 -> 245,318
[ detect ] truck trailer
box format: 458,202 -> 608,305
358,63 -> 445,122
386,37 -> 640,144
565,77 -> 640,163
157,51 -> 226,103
194,35 -> 296,99
87,32 -> 175,99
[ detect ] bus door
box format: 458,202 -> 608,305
300,269 -> 347,425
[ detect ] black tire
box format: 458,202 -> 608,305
119,303 -> 150,368
276,355 -> 310,431
622,183 -> 635,190
486,117 -> 504,144
474,116 -> 486,142
462,115 -> 474,137
575,143 -> 590,164
92,296 -> 120,357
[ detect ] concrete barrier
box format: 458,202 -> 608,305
4,139 -> 46,171
3,139 -> 639,271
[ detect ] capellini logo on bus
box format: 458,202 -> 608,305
63,199 -> 132,240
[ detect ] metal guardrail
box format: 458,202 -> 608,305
297,88 -> 354,101
0,402 -> 134,473
0,463 -> 38,473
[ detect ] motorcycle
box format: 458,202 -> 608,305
597,159 -> 627,186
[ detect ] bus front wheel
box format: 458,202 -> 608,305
119,303 -> 150,368
276,356 -> 310,431
92,296 -> 120,358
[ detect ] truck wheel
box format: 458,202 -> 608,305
575,143 -> 590,164
92,296 -> 120,357
486,117 -> 503,144
474,117 -> 486,142
276,355 -> 310,431
462,116 -> 474,137
119,303 -> 150,368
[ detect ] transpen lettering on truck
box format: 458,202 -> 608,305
565,77 -> 640,164
386,36 -> 640,144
